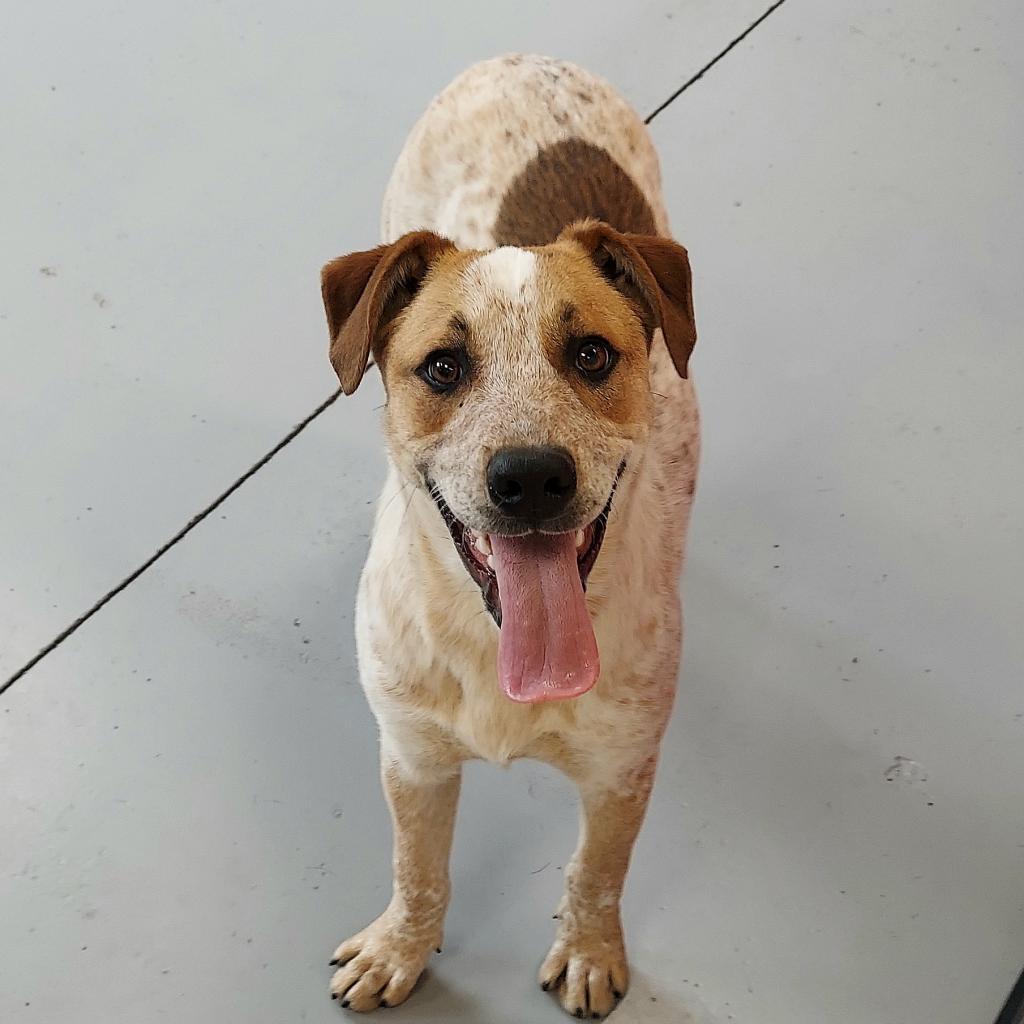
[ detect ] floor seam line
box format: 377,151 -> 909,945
643,0 -> 790,124
0,388 -> 342,697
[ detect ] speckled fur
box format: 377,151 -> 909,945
327,56 -> 700,1018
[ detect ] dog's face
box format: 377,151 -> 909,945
322,222 -> 695,703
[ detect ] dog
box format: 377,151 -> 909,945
320,55 -> 699,1018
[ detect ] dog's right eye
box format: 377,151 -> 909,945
418,350 -> 465,392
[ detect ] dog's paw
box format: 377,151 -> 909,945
328,913 -> 439,1012
539,923 -> 629,1019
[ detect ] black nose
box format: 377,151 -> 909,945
486,446 -> 577,521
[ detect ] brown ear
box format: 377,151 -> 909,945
564,221 -> 697,378
321,231 -> 455,394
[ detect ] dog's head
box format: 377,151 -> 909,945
321,221 -> 695,703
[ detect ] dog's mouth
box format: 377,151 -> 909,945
430,471 -> 622,704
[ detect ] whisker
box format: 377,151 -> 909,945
396,483 -> 418,534
376,479 -> 412,518
454,601 -> 492,635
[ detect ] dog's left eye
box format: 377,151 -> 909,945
574,337 -> 617,379
418,350 -> 465,391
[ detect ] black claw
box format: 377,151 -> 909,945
331,993 -> 338,1000
575,1009 -> 585,1019
435,947 -> 442,954
380,1000 -> 389,1008
340,999 -> 350,1009
592,1014 -> 601,1020
329,959 -> 339,967
613,989 -> 624,1000
546,967 -> 568,992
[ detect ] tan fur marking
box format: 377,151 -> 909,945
534,245 -> 651,429
377,250 -> 482,440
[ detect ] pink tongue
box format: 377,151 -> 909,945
488,532 -> 600,703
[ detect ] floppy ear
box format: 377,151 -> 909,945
321,230 -> 455,394
564,221 -> 697,379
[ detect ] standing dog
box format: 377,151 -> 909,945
321,55 -> 699,1018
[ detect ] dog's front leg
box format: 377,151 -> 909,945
329,756 -> 461,1011
541,756 -> 657,1019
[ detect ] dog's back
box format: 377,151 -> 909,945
382,55 -> 671,248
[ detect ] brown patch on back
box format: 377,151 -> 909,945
493,139 -> 657,247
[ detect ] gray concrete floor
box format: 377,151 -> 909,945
1,3 -> 1022,1023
